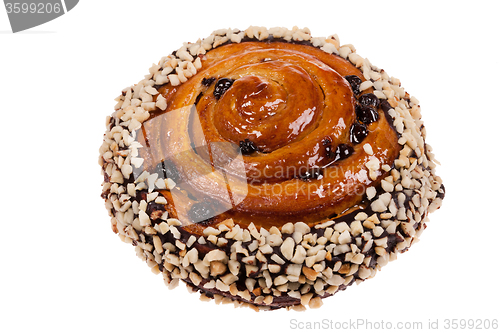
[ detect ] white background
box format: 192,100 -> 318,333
1,1 -> 499,332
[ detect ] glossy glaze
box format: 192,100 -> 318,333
136,41 -> 400,232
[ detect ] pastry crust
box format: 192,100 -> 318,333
99,26 -> 445,310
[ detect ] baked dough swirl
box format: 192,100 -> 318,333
138,41 -> 399,232
100,27 -> 445,310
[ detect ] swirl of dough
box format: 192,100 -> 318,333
137,41 -> 400,232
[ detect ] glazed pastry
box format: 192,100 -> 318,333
99,26 -> 445,310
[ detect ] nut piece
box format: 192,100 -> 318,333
210,261 -> 227,276
204,249 -> 227,262
308,297 -> 323,309
302,266 -> 319,281
280,237 -> 295,260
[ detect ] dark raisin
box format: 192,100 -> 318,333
344,75 -> 362,95
356,104 -> 379,124
322,136 -> 332,146
239,139 -> 259,155
201,77 -> 216,86
153,160 -> 181,183
325,145 -> 334,159
299,168 -> 323,181
335,144 -> 354,161
380,99 -> 393,112
213,78 -> 235,100
358,93 -> 379,108
350,123 -> 368,144
188,201 -> 215,223
322,136 -> 334,159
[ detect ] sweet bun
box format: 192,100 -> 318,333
99,26 -> 444,310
